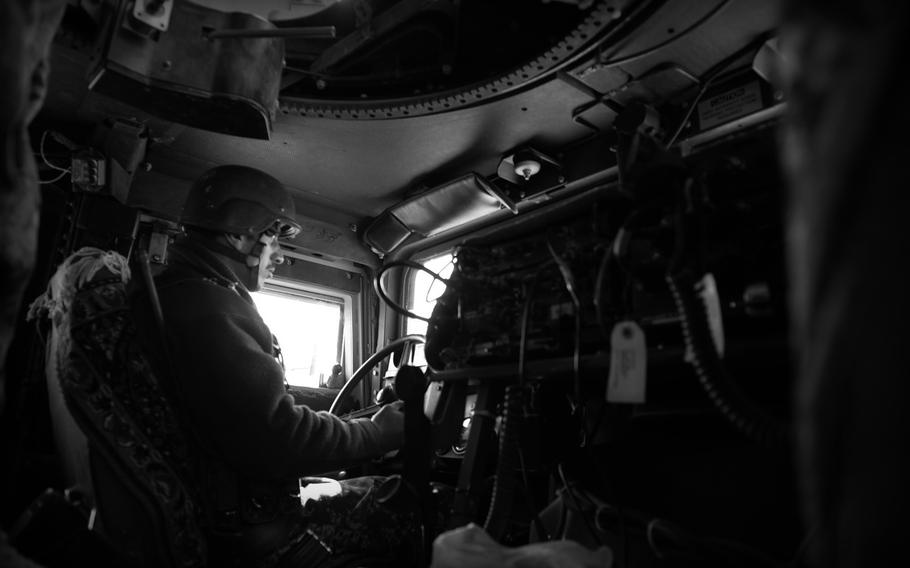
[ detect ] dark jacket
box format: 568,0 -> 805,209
134,238 -> 389,484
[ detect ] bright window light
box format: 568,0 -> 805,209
251,289 -> 343,388
406,253 -> 454,367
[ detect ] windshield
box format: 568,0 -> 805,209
405,253 -> 455,367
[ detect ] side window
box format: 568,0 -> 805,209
405,252 -> 454,367
251,287 -> 345,388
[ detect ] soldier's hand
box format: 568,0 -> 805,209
371,400 -> 405,451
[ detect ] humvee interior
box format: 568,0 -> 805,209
2,1 -> 908,567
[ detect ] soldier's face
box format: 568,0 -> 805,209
255,232 -> 284,289
232,232 -> 285,291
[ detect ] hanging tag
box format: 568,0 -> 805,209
697,273 -> 725,357
607,321 -> 647,404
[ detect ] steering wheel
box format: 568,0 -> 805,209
329,334 -> 425,416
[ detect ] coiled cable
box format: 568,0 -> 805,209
666,269 -> 788,446
483,384 -> 524,540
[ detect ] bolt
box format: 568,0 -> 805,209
349,223 -> 358,232
161,60 -> 172,70
316,79 -> 327,90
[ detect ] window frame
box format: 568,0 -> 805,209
396,250 -> 455,368
253,248 -> 366,390
253,281 -> 348,387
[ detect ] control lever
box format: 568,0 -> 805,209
395,366 -> 430,488
376,365 -> 433,560
375,383 -> 399,405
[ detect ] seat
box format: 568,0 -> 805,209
28,247 -> 208,567
8,487 -> 129,568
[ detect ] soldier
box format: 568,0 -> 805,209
133,165 -> 416,566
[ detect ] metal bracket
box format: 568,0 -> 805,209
147,230 -> 170,264
143,218 -> 182,265
132,0 -> 173,32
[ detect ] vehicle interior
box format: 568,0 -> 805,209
2,0 -> 906,567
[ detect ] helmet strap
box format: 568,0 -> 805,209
200,235 -> 261,290
243,239 -> 268,290
208,238 -> 251,267
249,239 -> 266,265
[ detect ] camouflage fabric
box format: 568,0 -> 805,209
263,477 -> 423,568
29,248 -> 208,567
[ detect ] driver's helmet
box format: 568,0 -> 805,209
181,165 -> 301,238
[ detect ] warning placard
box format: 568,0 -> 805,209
697,81 -> 763,130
